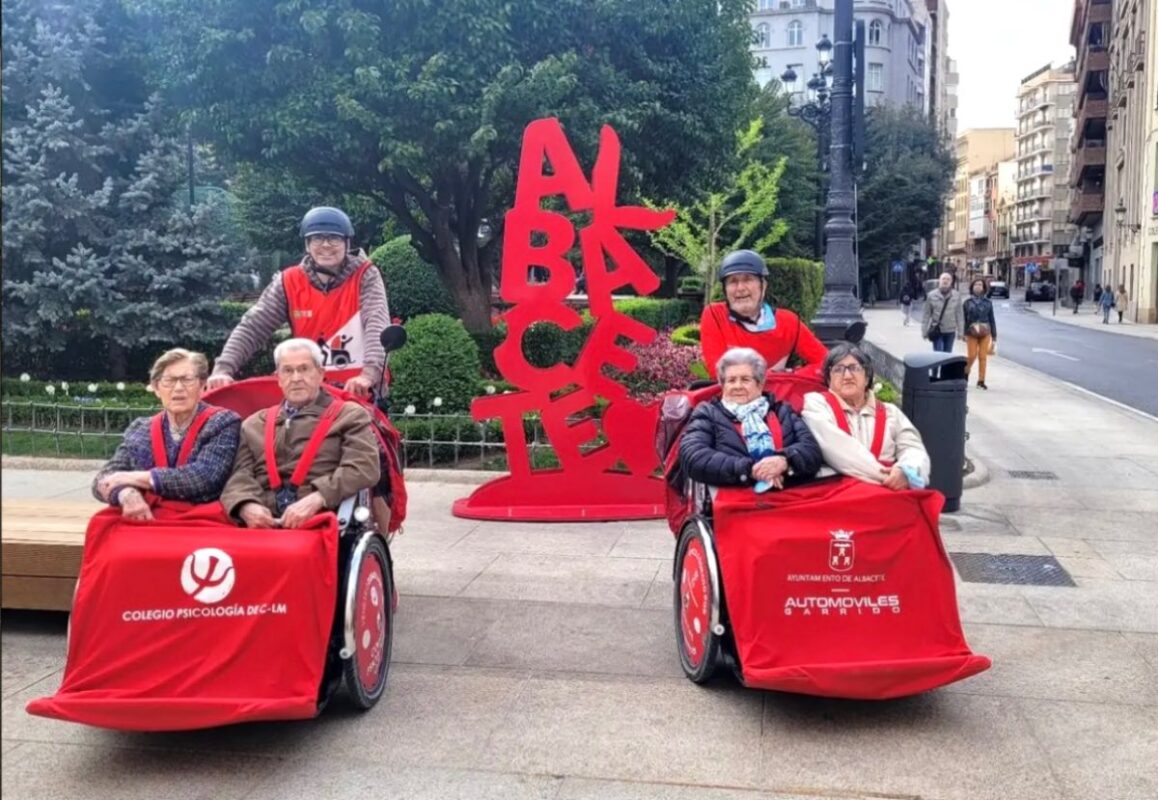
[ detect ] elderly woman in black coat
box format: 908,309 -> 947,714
679,347 -> 822,491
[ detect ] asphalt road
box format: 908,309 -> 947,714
981,300 -> 1158,416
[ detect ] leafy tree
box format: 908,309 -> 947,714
129,0 -> 757,332
1,0 -> 249,378
855,105 -> 955,290
646,118 -> 789,298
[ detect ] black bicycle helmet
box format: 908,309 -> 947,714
300,206 -> 355,239
718,249 -> 768,281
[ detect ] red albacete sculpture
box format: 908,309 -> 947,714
452,118 -> 675,521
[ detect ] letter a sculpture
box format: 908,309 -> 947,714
452,118 -> 675,521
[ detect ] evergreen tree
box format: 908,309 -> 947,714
1,0 -> 248,378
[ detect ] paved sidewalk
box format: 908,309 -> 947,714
1022,302 -> 1158,340
4,334 -> 1158,799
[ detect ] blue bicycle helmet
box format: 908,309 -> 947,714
718,249 -> 769,281
300,206 -> 355,239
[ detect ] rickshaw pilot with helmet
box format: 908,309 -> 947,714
207,207 -> 390,399
94,349 -> 242,521
699,249 -> 829,380
221,338 -> 381,530
679,347 -> 823,491
802,343 -> 930,491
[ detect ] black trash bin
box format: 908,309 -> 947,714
901,352 -> 968,512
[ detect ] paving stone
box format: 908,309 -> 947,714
941,532 -> 1049,556
245,762 -> 561,800
557,777 -> 901,800
453,525 -> 624,557
0,741 -> 276,800
954,582 -> 1044,627
1039,537 -> 1102,559
1121,632 -> 1158,668
464,601 -> 683,679
1053,556 -> 1124,580
758,691 -> 1064,800
1021,578 -> 1158,633
392,595 -> 507,667
485,674 -> 764,788
1089,539 -> 1158,581
1020,699 -> 1158,800
1,613 -> 68,699
608,529 -> 677,559
947,624 -> 1157,706
1000,507 -> 1157,541
392,549 -> 500,597
459,553 -> 664,607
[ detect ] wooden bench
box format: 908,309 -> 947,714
1,499 -> 98,612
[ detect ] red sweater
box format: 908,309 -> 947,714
699,302 -> 828,379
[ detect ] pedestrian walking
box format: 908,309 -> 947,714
922,272 -> 965,354
963,278 -> 996,390
1069,279 -> 1085,314
1115,285 -> 1129,323
1093,283 -> 1103,306
900,283 -> 914,326
1099,284 -> 1115,323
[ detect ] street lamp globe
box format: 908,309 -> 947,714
816,34 -> 833,65
807,74 -> 826,93
780,65 -> 798,85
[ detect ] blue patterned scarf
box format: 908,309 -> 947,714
723,396 -> 775,493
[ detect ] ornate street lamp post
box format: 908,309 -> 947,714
781,34 -> 833,261
811,0 -> 866,344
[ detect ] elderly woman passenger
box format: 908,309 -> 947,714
93,349 -> 241,521
801,343 -> 930,491
679,347 -> 822,491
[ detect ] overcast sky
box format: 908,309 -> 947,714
949,0 -> 1079,131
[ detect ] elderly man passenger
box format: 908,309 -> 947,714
679,347 -> 822,491
93,349 -> 242,521
802,343 -> 930,491
220,338 -> 380,530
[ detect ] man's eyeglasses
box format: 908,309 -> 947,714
156,376 -> 201,389
831,364 -> 865,377
307,234 -> 346,246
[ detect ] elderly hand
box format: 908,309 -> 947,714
344,375 -> 373,398
207,373 -> 234,391
281,492 -> 327,529
880,465 -> 911,492
239,502 -> 277,529
752,455 -> 789,485
100,471 -> 153,496
120,489 -> 154,521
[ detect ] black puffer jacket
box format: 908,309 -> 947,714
678,394 -> 823,488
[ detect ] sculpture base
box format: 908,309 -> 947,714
452,472 -> 666,521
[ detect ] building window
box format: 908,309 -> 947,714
788,20 -> 803,47
757,0 -> 775,9
754,23 -> 769,47
791,0 -> 804,6
868,62 -> 884,92
868,20 -> 883,45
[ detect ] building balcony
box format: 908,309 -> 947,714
1069,188 -> 1104,226
1076,96 -> 1108,130
1071,145 -> 1106,185
1080,47 -> 1110,76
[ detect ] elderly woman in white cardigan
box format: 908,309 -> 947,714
802,343 -> 930,491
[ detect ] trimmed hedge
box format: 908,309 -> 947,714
389,314 -> 481,413
670,324 -> 701,347
370,235 -> 458,320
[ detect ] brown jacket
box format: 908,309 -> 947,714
221,391 -> 380,518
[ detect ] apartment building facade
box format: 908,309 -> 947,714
941,128 -> 1016,275
1011,63 -> 1079,290
1103,0 -> 1157,323
750,0 -> 931,114
1069,0 -> 1111,286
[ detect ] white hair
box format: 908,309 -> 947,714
273,337 -> 324,368
716,347 -> 767,386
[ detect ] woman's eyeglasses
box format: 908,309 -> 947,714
831,364 -> 865,376
156,376 -> 201,389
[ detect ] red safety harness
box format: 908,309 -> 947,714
149,407 -> 222,468
263,396 -> 345,495
730,409 -> 785,451
823,391 -> 891,464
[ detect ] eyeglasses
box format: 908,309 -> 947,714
831,364 -> 865,376
307,234 -> 346,246
156,375 -> 201,389
277,364 -> 317,378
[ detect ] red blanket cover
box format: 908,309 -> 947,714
27,503 -> 338,730
712,477 -> 990,699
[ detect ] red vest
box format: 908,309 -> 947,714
283,261 -> 372,382
823,391 -> 892,466
699,303 -> 828,379
149,406 -> 222,468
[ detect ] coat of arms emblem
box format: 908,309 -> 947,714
828,529 -> 855,572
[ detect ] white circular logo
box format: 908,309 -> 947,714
180,548 -> 236,604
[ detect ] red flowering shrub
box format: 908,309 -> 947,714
613,332 -> 700,403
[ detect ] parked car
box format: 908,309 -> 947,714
987,281 -> 1009,299
1026,281 -> 1056,302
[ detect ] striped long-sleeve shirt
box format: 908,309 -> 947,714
92,403 -> 242,505
211,253 -> 390,385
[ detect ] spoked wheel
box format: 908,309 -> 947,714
674,521 -> 721,683
343,534 -> 393,710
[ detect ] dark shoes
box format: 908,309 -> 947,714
977,381 -> 988,390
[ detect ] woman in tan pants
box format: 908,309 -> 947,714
963,279 -> 997,389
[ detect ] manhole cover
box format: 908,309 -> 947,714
949,553 -> 1076,587
1006,470 -> 1059,481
